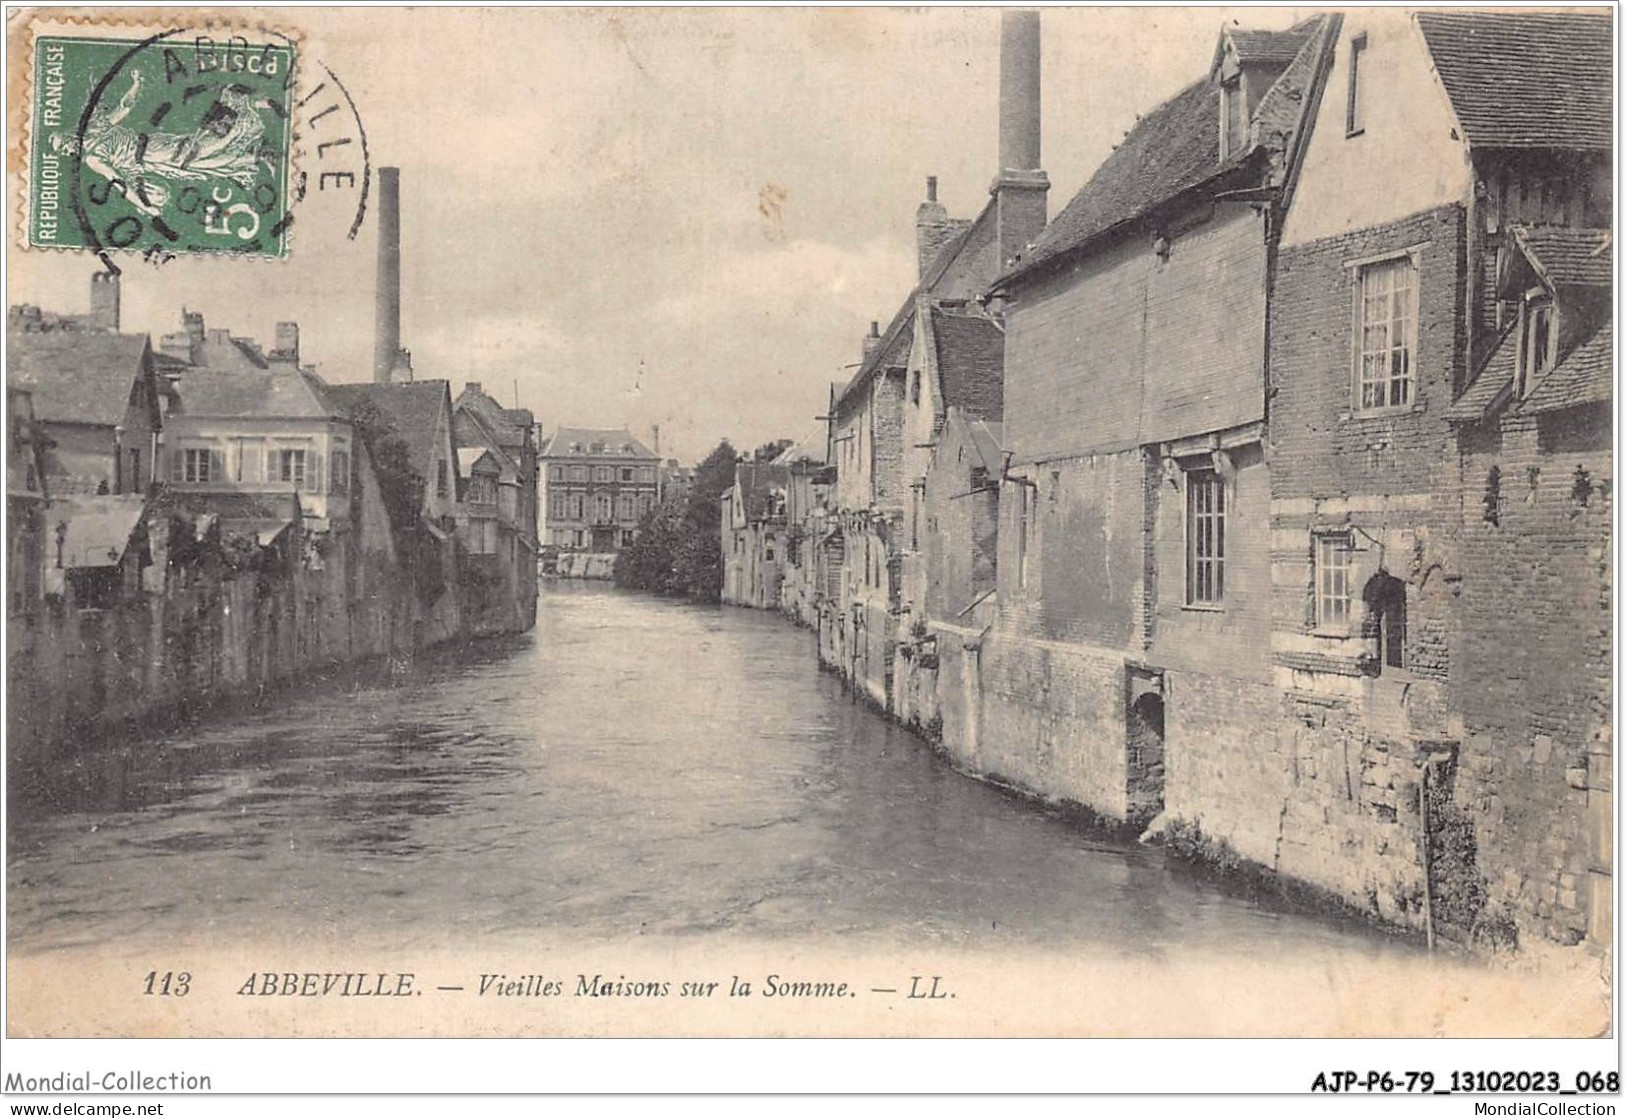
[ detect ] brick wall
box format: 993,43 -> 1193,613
1451,402 -> 1612,944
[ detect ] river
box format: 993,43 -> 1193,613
7,582 -> 1410,962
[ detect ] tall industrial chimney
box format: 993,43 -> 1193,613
991,10 -> 1049,270
373,166 -> 402,384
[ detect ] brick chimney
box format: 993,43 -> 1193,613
89,270 -> 119,332
268,321 -> 300,370
990,10 -> 1049,270
374,166 -> 402,383
915,176 -> 957,278
861,320 -> 882,359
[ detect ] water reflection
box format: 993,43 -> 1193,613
9,583 -> 1414,961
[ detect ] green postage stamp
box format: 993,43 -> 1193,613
27,29 -> 296,258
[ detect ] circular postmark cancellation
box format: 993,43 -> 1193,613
29,29 -> 297,259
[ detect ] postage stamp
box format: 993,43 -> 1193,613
25,28 -> 296,258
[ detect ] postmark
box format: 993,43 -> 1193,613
26,27 -> 296,258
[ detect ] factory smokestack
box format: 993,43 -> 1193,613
374,167 -> 402,384
991,10 -> 1049,269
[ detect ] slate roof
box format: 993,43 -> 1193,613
734,462 -> 789,522
537,426 -> 657,459
1511,226 -> 1613,290
456,383 -> 533,446
1225,27 -> 1314,65
1005,17 -> 1326,284
325,381 -> 453,485
173,369 -> 343,420
1416,11 -> 1613,151
931,308 -> 1004,421
1523,323 -> 1612,415
7,332 -> 152,427
194,335 -> 269,373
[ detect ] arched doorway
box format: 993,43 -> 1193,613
1362,571 -> 1407,672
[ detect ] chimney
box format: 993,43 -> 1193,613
89,270 -> 120,332
184,309 -> 205,348
374,166 -> 402,383
862,320 -> 882,359
269,321 -> 300,369
915,175 -> 960,279
990,10 -> 1049,270
466,381 -> 482,395
651,424 -> 661,456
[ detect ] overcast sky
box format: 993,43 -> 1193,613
12,6 -> 1311,464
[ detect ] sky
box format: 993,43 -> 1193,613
10,6 -> 1313,465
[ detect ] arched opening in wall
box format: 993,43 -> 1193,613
1125,691 -> 1166,826
1362,571 -> 1407,672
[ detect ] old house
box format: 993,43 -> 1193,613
823,10 -> 1050,708
537,428 -> 660,552
978,17 -> 1333,829
7,330 -> 164,497
327,379 -> 465,645
768,430 -> 834,627
1269,9 -> 1611,944
453,382 -> 540,633
893,306 -> 1005,735
721,461 -> 790,610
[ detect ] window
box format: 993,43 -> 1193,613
127,448 -> 141,491
1221,76 -> 1244,159
1015,481 -> 1034,589
276,449 -> 307,488
1355,256 -> 1415,409
621,468 -> 635,482
551,465 -> 565,481
182,447 -> 213,484
569,493 -> 586,520
1346,32 -> 1367,136
638,493 -> 654,516
1186,469 -> 1225,606
765,538 -> 776,562
569,465 -> 586,482
593,492 -> 612,523
549,492 -> 569,519
594,466 -> 613,483
640,467 -> 656,483
436,460 -> 449,498
617,493 -> 636,521
468,476 -> 497,504
330,450 -> 350,494
1316,535 -> 1352,629
1518,294 -> 1555,395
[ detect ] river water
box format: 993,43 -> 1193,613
7,583 -> 1412,961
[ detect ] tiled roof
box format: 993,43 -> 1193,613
1006,18 -> 1326,284
1523,323 -> 1612,415
1416,11 -> 1612,151
931,308 -> 1004,421
173,369 -> 343,420
734,462 -> 789,522
7,332 -> 151,427
538,426 -> 657,459
1226,27 -> 1314,65
326,381 -> 453,485
194,335 -> 269,373
770,425 -> 828,467
1512,226 -> 1612,289
837,193 -> 1000,411
455,383 -> 533,446
1446,323 -> 1518,422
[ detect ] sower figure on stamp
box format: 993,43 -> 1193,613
54,68 -> 274,218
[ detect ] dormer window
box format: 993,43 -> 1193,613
1220,75 -> 1245,160
1517,291 -> 1556,396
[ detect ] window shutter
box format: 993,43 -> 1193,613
209,449 -> 224,482
171,449 -> 184,482
309,451 -> 322,494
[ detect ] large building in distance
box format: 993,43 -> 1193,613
538,427 -> 660,551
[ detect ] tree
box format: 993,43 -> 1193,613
752,438 -> 792,462
613,438 -> 737,601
